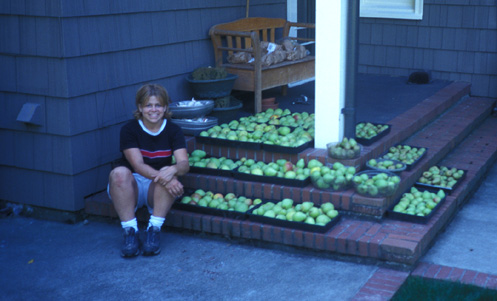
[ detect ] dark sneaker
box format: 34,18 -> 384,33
142,226 -> 161,256
120,227 -> 140,258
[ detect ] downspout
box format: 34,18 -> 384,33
342,0 -> 359,138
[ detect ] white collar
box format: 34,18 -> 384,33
138,119 -> 167,136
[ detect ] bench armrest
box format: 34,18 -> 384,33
284,22 -> 315,43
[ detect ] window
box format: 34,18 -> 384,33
360,0 -> 423,20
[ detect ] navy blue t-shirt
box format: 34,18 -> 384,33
119,119 -> 186,172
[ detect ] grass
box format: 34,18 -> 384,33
392,276 -> 497,301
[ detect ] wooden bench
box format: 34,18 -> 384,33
209,17 -> 315,113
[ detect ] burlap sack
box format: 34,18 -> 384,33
261,49 -> 287,66
227,50 -> 253,64
282,39 -> 308,61
259,41 -> 286,66
226,40 -> 306,66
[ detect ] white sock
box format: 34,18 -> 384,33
148,215 -> 165,230
121,218 -> 138,232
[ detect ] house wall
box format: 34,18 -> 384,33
358,0 -> 497,98
0,0 -> 286,211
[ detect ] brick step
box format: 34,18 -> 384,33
180,95 -> 494,218
184,81 -> 471,167
84,115 -> 497,265
164,114 -> 497,265
83,78 -> 497,265
84,81 -> 475,223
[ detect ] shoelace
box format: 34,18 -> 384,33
146,228 -> 159,244
125,230 -> 137,245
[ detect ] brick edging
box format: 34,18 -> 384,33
351,267 -> 410,300
352,262 -> 497,300
412,262 -> 497,290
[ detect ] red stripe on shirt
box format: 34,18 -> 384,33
140,149 -> 172,158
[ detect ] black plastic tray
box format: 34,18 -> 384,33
189,165 -> 234,178
233,168 -> 310,187
262,140 -> 312,154
365,158 -> 406,174
414,167 -> 466,194
381,144 -> 427,171
195,135 -> 262,150
386,188 -> 446,224
172,202 -> 249,220
173,189 -> 252,220
355,123 -> 391,146
246,201 -> 341,233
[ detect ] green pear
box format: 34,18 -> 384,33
320,202 -> 334,214
234,202 -> 249,212
272,205 -> 283,215
264,167 -> 278,177
286,211 -> 296,221
301,201 -> 314,213
308,159 -> 324,169
191,150 -> 207,158
181,196 -> 192,204
308,207 -> 321,218
315,178 -> 330,189
326,209 -> 339,219
305,216 -> 316,224
368,185 -> 379,196
194,189 -> 206,196
218,203 -> 229,210
263,210 -> 276,218
316,214 -> 332,225
208,199 -> 220,208
284,171 -> 297,179
296,158 -> 305,168
281,198 -> 294,209
323,173 -> 335,185
292,211 -> 307,222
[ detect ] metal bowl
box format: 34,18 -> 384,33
172,116 -> 218,136
170,100 -> 215,119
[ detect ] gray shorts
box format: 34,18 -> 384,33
107,173 -> 153,214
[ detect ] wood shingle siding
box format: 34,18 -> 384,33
0,1 -> 286,211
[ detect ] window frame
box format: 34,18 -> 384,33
360,0 -> 424,20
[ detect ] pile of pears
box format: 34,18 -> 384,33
310,161 -> 357,191
251,198 -> 339,226
417,165 -> 464,188
188,150 -> 241,171
392,187 -> 445,216
356,122 -> 389,139
180,189 -> 260,213
382,145 -> 426,165
353,171 -> 401,197
236,158 -> 309,180
327,137 -> 361,159
367,158 -> 405,171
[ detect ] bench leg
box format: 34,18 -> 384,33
255,89 -> 262,113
